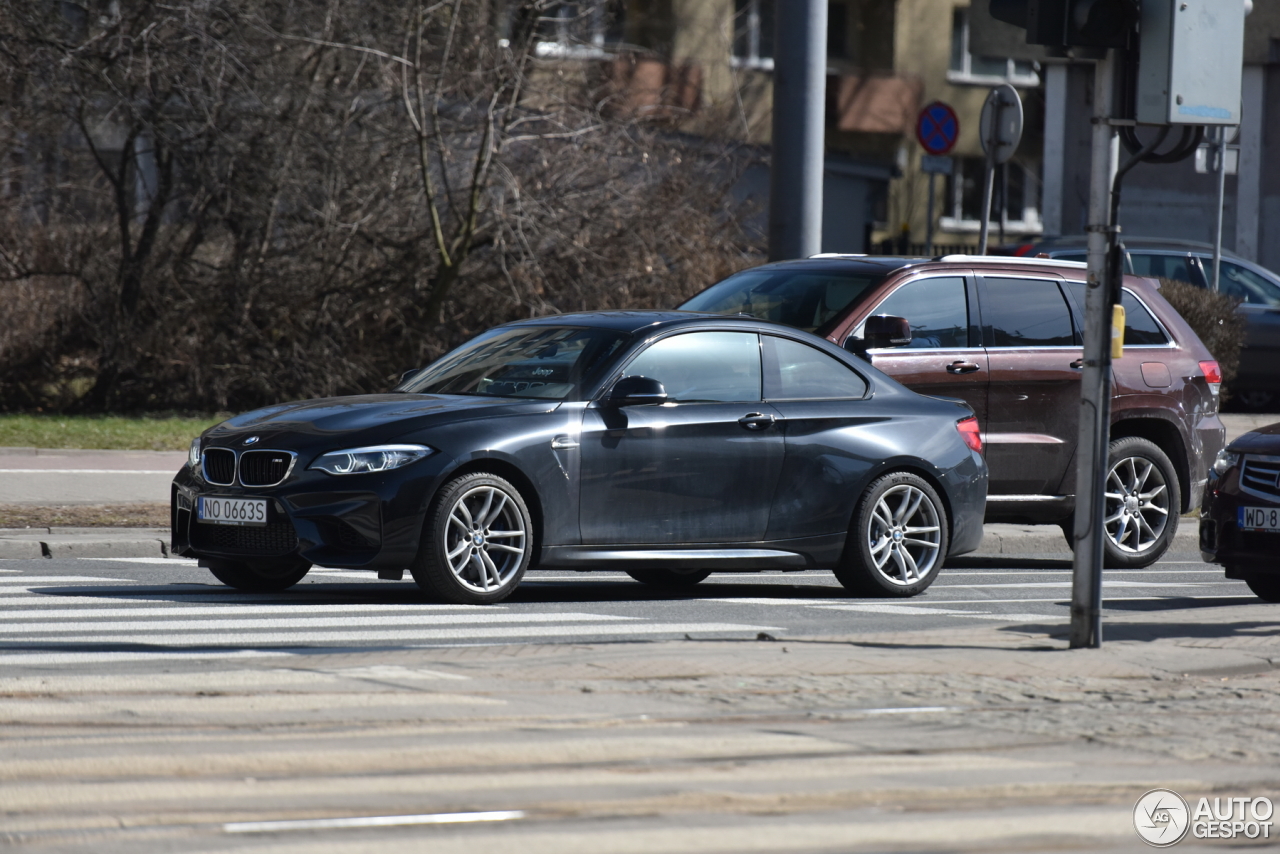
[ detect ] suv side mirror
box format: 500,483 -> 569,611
607,376 -> 668,406
400,368 -> 420,384
863,315 -> 913,350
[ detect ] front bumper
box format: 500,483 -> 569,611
1199,471 -> 1280,576
171,453 -> 453,570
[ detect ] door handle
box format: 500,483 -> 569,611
1070,359 -> 1084,370
946,361 -> 980,374
737,412 -> 775,431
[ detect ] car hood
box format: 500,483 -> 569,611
1228,422 -> 1280,454
204,394 -> 559,448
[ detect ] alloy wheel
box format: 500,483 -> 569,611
1103,454 -> 1170,555
443,484 -> 528,594
865,483 -> 942,586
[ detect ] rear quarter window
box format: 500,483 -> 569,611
1063,282 -> 1170,346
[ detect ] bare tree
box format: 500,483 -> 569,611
0,0 -> 757,413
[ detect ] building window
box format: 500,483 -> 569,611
535,1 -> 627,59
940,157 -> 1042,235
827,2 -> 849,60
948,8 -> 1038,87
732,0 -> 775,70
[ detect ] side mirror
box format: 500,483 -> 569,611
399,368 -> 420,384
607,375 -> 668,406
863,315 -> 913,350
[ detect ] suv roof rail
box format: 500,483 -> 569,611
808,252 -> 868,258
934,254 -> 1088,269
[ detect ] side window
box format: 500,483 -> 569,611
763,336 -> 868,400
863,276 -> 969,348
982,277 -> 1075,347
622,331 -> 761,402
1063,282 -> 1171,346
1217,261 -> 1280,307
1129,253 -> 1203,287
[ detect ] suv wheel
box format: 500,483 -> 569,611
205,557 -> 310,592
1101,437 -> 1180,568
834,471 -> 949,597
411,472 -> 533,605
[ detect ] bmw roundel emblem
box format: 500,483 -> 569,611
243,436 -> 260,446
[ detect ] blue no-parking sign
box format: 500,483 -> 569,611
916,102 -> 959,156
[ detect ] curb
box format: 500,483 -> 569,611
973,523 -> 1200,557
0,528 -> 170,560
0,526 -> 1202,561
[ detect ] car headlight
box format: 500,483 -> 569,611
309,444 -> 434,475
189,438 -> 202,470
1212,449 -> 1240,476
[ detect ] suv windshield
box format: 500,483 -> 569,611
682,269 -> 883,332
400,326 -> 628,400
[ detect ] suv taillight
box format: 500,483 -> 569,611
957,417 -> 982,453
1199,360 -> 1222,386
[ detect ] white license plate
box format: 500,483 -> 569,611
198,496 -> 268,527
1238,506 -> 1280,533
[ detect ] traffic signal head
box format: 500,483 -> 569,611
990,0 -> 1140,49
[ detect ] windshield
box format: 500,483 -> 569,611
680,269 -> 883,332
399,326 -> 629,400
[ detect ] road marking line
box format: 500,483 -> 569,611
0,603 -> 499,619
225,809 -> 526,834
82,557 -> 196,564
0,649 -> 290,666
4,622 -> 782,645
0,469 -> 175,473
0,576 -> 128,584
939,581 -> 1215,589
815,603 -> 994,616
0,612 -> 635,634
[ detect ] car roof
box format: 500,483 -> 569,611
1026,235 -> 1246,260
504,310 -> 741,334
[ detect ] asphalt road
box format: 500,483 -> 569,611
0,549 -> 1252,668
4,549 -> 1278,854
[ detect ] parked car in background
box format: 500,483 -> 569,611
1200,422 -> 1280,601
1003,236 -> 1280,411
173,312 -> 988,603
681,255 -> 1227,567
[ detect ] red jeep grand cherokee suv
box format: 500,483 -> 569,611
681,255 -> 1226,568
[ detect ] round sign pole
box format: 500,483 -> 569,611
916,102 -> 959,256
978,85 -> 1024,254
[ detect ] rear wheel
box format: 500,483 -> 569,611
625,568 -> 712,588
1101,437 -> 1180,568
411,471 -> 532,605
205,557 -> 310,592
1245,576 -> 1280,602
834,471 -> 948,597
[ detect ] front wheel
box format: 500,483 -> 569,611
411,471 -> 533,605
1245,575 -> 1280,602
834,471 -> 949,597
205,557 -> 310,592
1101,437 -> 1180,568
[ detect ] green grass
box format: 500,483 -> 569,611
0,415 -> 225,451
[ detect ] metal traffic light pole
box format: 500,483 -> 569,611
1068,52 -> 1116,649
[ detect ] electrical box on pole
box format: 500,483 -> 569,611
1137,0 -> 1246,125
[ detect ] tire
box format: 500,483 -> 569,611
625,568 -> 712,588
411,471 -> 533,605
1245,576 -> 1280,602
834,471 -> 949,597
205,557 -> 310,592
1101,436 -> 1181,569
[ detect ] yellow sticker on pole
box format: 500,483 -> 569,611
1111,304 -> 1125,359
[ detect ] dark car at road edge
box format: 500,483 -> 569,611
1200,423 -> 1280,601
172,311 -> 988,604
